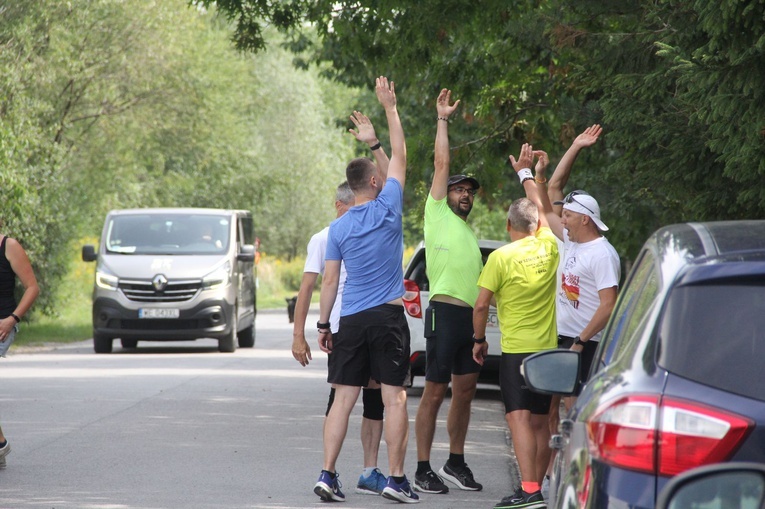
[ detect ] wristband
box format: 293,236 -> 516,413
517,168 -> 533,183
10,313 -> 20,323
437,116 -> 449,122
535,176 -> 548,184
369,142 -> 382,151
473,334 -> 486,344
574,336 -> 587,346
317,320 -> 330,330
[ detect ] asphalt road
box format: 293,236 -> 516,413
0,309 -> 520,509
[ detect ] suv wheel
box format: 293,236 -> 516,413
237,324 -> 255,348
218,309 -> 237,353
93,332 -> 113,354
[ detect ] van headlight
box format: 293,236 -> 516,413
202,261 -> 231,290
96,269 -> 119,290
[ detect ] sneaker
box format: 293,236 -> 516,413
381,476 -> 420,504
438,462 -> 483,491
356,468 -> 386,495
414,469 -> 449,494
0,441 -> 9,469
541,475 -> 550,501
494,488 -> 546,509
314,470 -> 345,502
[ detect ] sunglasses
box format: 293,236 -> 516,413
562,190 -> 596,215
449,186 -> 477,196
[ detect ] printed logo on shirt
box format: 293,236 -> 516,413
561,272 -> 580,309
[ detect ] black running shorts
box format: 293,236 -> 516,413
499,352 -> 552,415
328,304 -> 411,387
424,302 -> 482,383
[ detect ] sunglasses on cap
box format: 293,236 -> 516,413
562,190 -> 597,216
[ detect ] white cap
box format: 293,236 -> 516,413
555,193 -> 609,231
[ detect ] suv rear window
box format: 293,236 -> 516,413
659,280 -> 765,401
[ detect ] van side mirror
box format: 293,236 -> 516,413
82,244 -> 97,262
521,350 -> 580,395
656,462 -> 765,509
238,244 -> 255,262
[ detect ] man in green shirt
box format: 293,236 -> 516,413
414,89 -> 484,495
473,143 -> 558,509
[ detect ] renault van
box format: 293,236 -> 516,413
82,208 -> 256,353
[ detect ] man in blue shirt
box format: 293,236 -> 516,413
313,76 -> 418,504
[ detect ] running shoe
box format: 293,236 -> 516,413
381,475 -> 420,504
356,468 -> 386,495
438,462 -> 483,491
414,469 -> 449,494
314,470 -> 345,502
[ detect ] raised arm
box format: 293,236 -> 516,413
375,76 -> 406,187
509,144 -> 550,229
349,110 -> 390,180
431,88 -> 460,201
548,124 -> 602,214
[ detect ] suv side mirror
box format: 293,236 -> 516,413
521,350 -> 580,395
656,462 -> 765,509
82,244 -> 97,262
237,244 -> 255,262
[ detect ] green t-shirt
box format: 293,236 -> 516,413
424,194 -> 483,306
478,227 -> 559,353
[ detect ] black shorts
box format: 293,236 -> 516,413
558,335 -> 598,394
499,352 -> 552,415
424,302 -> 482,383
328,304 -> 411,387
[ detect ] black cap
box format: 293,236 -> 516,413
447,174 -> 480,190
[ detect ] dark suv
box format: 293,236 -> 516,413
523,220 -> 765,509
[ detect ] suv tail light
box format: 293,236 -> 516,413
402,279 -> 422,318
587,395 -> 753,477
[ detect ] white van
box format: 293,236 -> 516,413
82,208 -> 256,353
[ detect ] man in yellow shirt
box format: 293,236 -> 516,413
473,143 -> 557,509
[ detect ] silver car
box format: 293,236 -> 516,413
82,208 -> 257,354
402,239 -> 505,385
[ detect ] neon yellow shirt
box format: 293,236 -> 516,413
478,227 -> 559,353
424,194 -> 482,306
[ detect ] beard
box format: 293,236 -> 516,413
448,198 -> 473,219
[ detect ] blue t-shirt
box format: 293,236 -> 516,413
326,178 -> 405,316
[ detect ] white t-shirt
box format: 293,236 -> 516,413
304,226 -> 347,334
556,231 -> 620,342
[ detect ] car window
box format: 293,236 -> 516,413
658,277 -> 765,402
594,250 -> 661,371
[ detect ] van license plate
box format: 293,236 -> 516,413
487,312 -> 499,327
139,308 -> 180,319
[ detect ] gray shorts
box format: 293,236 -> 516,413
0,324 -> 19,358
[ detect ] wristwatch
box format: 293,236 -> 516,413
574,336 -> 587,346
473,334 -> 486,344
317,321 -> 331,331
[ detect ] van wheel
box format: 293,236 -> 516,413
94,332 -> 113,354
121,339 -> 138,349
218,312 -> 237,353
237,325 -> 255,348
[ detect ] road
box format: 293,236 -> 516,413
0,309 -> 519,508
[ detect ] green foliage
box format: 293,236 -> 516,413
211,0 -> 765,264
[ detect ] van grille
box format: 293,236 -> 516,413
119,279 -> 202,302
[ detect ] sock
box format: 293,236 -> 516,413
416,460 -> 432,475
447,453 -> 465,468
392,475 -> 406,484
522,481 -> 541,493
362,467 -> 378,477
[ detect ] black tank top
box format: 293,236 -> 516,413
0,237 -> 17,317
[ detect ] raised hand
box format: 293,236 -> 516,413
375,76 -> 397,110
509,143 -> 534,173
349,110 -> 378,145
573,124 -> 603,149
436,88 -> 460,118
534,150 -> 549,178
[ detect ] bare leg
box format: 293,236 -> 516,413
381,383 -> 409,476
505,410 -> 538,484
531,414 -> 551,483
415,381 -> 448,461
446,372 -> 479,455
361,417 -> 383,468
323,384 -> 361,472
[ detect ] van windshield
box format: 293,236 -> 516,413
659,279 -> 765,402
105,214 -> 230,255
